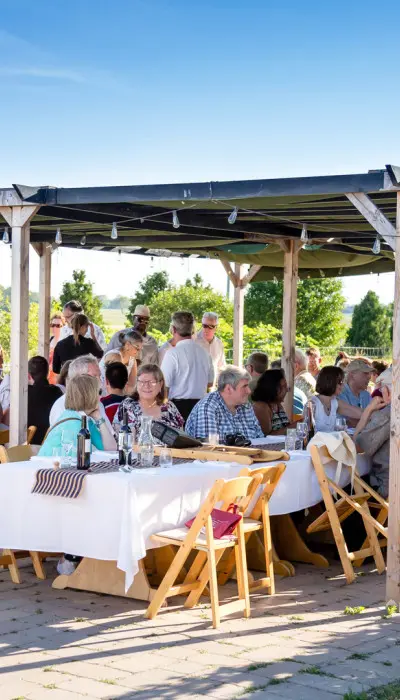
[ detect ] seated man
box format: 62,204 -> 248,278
186,366 -> 263,441
28,356 -> 63,444
338,359 -> 372,417
100,362 -> 128,422
294,349 -> 316,398
245,351 -> 268,393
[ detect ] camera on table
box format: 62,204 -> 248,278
223,433 -> 252,448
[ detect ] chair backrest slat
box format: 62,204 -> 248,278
0,444 -> 33,463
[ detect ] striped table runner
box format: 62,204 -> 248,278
32,468 -> 87,499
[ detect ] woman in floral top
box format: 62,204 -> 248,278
117,363 -> 184,437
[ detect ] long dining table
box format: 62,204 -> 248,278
0,439 -> 370,601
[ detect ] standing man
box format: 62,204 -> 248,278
196,312 -> 226,382
107,304 -> 159,365
338,359 -> 372,409
60,300 -> 107,351
161,311 -> 214,421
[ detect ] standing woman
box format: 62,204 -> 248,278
52,314 -> 103,378
100,329 -> 143,395
48,313 -> 65,384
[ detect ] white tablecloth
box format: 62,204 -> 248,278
0,448 -> 370,590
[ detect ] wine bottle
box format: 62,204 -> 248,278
306,400 -> 316,446
118,408 -> 132,466
77,415 -> 91,470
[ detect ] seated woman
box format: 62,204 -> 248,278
252,369 -> 298,435
39,374 -> 116,455
52,314 -> 103,378
311,366 -> 365,432
117,363 -> 184,437
100,329 -> 143,394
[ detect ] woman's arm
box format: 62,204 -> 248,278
89,324 -> 104,359
125,360 -> 138,395
353,395 -> 388,439
337,400 -> 363,420
253,402 -> 273,435
88,407 -> 116,450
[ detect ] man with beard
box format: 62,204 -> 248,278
106,304 -> 159,365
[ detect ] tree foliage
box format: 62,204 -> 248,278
127,271 -> 170,325
244,278 -> 347,346
59,270 -> 104,328
346,291 -> 392,348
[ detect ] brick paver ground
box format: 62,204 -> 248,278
1,558 -> 399,699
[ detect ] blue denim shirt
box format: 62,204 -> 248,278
338,383 -> 371,409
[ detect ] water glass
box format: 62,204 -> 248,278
335,416 -> 347,432
159,447 -> 173,469
208,432 -> 220,446
285,429 -> 297,452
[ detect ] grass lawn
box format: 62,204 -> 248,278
102,308 -> 127,331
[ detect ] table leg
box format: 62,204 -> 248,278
244,532 -> 295,578
271,514 -> 329,568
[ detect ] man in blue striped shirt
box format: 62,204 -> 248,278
186,366 -> 264,441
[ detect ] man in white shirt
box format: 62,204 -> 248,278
161,311 -> 214,421
107,304 -> 159,365
196,312 -> 226,383
60,300 -> 107,351
49,355 -> 114,444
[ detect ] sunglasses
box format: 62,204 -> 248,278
51,323 -> 62,328
202,324 -> 217,330
135,316 -> 149,323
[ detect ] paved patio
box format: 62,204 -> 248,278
0,558 -> 399,700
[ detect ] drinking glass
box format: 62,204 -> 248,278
140,443 -> 154,468
159,447 -> 173,469
61,431 -> 74,467
296,422 -> 307,449
208,432 -> 220,446
285,429 -> 297,452
335,416 -> 347,432
121,432 -> 133,470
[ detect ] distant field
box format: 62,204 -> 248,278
102,308 -> 127,330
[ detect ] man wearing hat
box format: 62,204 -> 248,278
338,358 -> 372,410
106,305 -> 159,365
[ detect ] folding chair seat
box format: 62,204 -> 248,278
0,442 -> 46,582
0,425 -> 36,447
145,474 -> 262,628
307,444 -> 387,583
217,464 -> 286,594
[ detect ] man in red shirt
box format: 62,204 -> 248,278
100,362 -> 128,422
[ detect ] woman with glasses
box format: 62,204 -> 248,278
100,329 -> 143,394
48,313 -> 65,384
117,363 -> 184,435
311,366 -> 364,432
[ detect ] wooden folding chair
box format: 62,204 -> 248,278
0,429 -> 9,445
217,464 -> 286,594
0,426 -> 36,446
307,444 -> 387,583
0,441 -> 46,581
145,474 -> 263,628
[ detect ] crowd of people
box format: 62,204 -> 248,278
0,298 -> 392,498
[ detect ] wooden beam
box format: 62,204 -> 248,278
38,243 -> 52,359
281,241 -> 300,417
0,205 -> 39,445
386,190 -> 400,604
346,192 -> 396,251
220,259 -> 239,287
233,264 -> 245,366
240,265 -> 262,288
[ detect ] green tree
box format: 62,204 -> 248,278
244,278 -> 346,346
148,276 -> 233,333
346,291 -> 392,348
127,271 -> 170,325
60,270 -> 104,328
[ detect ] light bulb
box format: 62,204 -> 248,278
80,235 -> 86,246
300,224 -> 308,242
2,227 -> 10,244
172,211 -> 180,229
228,207 -> 238,225
372,236 -> 381,255
111,222 -> 118,240
55,228 -> 62,245
327,237 -> 335,243
319,269 -> 325,278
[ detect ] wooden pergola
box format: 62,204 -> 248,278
0,165 -> 399,601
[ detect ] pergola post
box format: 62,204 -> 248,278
386,190 -> 400,604
0,205 -> 39,445
36,243 -> 52,359
281,241 -> 300,417
220,260 -> 262,367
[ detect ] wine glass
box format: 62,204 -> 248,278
159,447 -> 173,469
335,416 -> 347,432
119,432 -> 133,471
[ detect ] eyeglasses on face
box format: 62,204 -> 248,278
137,379 -> 160,387
51,323 -> 62,328
202,324 -> 217,330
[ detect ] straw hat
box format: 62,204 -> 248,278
133,304 -> 150,318
346,359 -> 372,374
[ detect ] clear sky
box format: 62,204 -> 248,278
0,0 -> 399,305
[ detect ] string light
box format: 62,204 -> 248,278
55,228 -> 62,245
327,237 -> 335,243
319,269 -> 325,278
172,211 -> 180,229
2,227 -> 10,244
300,224 -> 309,243
228,207 -> 238,225
80,235 -> 86,246
372,235 -> 381,255
111,222 -> 118,240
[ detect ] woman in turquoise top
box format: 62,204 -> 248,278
39,374 -> 108,456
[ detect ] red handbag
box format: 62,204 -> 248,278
185,503 -> 242,539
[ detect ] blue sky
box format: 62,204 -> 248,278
0,0 -> 398,304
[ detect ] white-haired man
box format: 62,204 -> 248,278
107,304 -> 159,365
186,366 -> 263,441
196,312 -> 226,380
294,348 -> 316,399
49,355 -> 116,448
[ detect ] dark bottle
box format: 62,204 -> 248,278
118,408 -> 132,466
304,400 -> 316,448
77,415 -> 91,470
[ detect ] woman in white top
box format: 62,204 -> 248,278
100,329 -> 143,394
312,366 -> 364,432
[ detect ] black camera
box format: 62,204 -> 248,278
224,433 -> 252,447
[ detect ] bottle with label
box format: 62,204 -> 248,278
118,408 -> 132,467
77,415 -> 91,470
